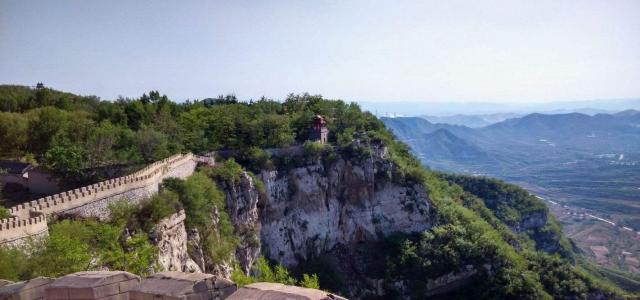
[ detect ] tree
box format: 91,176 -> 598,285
0,112 -> 28,157
28,221 -> 92,277
135,126 -> 169,163
26,107 -> 68,155
85,121 -> 117,168
44,143 -> 87,179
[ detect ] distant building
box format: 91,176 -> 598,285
35,82 -> 45,89
0,161 -> 59,195
309,115 -> 328,144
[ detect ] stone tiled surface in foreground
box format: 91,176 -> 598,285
130,271 -> 236,300
226,283 -> 348,300
0,271 -> 348,300
0,277 -> 54,300
45,271 -> 140,300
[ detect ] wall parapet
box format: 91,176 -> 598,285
0,153 -> 201,245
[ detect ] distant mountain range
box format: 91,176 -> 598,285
382,110 -> 640,273
384,110 -> 640,163
420,113 -> 521,128
382,109 -> 640,206
419,108 -> 620,128
360,98 -> 640,117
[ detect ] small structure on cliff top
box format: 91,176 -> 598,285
130,272 -> 236,300
0,277 -> 54,300
45,271 -> 140,300
309,115 -> 328,144
226,282 -> 347,300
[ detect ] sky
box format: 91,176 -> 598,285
1,0 -> 639,104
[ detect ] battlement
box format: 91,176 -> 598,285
0,153 -> 201,245
0,213 -> 48,243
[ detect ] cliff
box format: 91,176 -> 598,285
150,210 -> 201,272
258,145 -> 432,268
214,144 -> 435,297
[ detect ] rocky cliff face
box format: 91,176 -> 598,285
215,145 -> 435,297
217,172 -> 262,275
514,210 -> 547,232
258,147 -> 432,268
151,210 -> 201,272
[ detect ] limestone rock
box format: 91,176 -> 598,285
258,145 -> 432,267
151,210 -> 201,273
218,171 -> 262,274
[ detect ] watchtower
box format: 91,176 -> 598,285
309,115 -> 328,144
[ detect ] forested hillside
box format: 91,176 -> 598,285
0,85 -> 634,299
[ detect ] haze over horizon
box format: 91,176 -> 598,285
1,0 -> 639,104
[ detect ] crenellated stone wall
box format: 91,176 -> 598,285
0,153 -> 202,245
0,213 -> 48,245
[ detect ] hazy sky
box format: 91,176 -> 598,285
1,0 -> 639,103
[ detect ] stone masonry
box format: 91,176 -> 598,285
0,271 -> 348,300
0,153 -> 201,246
45,271 -> 140,300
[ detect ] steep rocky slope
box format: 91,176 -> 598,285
214,144 -> 434,297
208,141 -> 621,299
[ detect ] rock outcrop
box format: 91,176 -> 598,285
151,210 -> 201,273
216,145 -> 434,297
218,172 -> 261,275
257,146 -> 432,268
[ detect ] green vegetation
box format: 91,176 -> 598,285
164,172 -> 239,266
580,260 -> 640,293
440,174 -> 575,258
0,207 -> 9,219
0,86 -> 386,187
379,183 -> 623,299
302,140 -> 328,156
0,85 -> 633,298
231,257 -> 320,289
440,174 -> 547,223
321,142 -> 624,298
0,219 -> 158,281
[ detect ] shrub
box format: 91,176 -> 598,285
137,191 -> 182,232
209,158 -> 243,183
0,245 -> 29,280
300,274 -> 320,289
303,140 -> 326,157
231,257 -> 320,289
241,146 -> 273,171
164,172 -> 239,266
24,220 -> 158,277
0,206 -> 10,219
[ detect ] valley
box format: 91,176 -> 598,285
383,111 -> 640,275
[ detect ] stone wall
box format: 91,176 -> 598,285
1,271 -> 337,300
0,153 -> 200,245
0,213 -> 48,246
